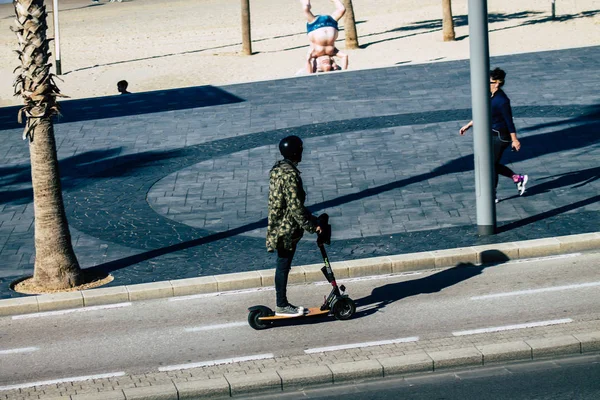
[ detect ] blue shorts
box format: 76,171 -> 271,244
307,15 -> 338,34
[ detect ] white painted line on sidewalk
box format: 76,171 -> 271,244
0,347 -> 38,355
172,272 -> 424,298
471,282 -> 600,300
315,272 -> 424,286
506,253 -> 581,265
452,318 -> 573,336
304,336 -> 419,354
185,322 -> 247,332
169,287 -> 274,302
158,353 -> 274,372
12,303 -> 132,320
0,372 -> 126,392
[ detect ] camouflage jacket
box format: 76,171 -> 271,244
266,159 -> 317,252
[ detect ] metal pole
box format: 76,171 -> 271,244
241,0 -> 252,55
551,0 -> 556,19
468,0 -> 495,235
52,0 -> 62,75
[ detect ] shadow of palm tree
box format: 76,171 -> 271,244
0,147 -> 188,205
361,10 -> 598,47
489,10 -> 600,34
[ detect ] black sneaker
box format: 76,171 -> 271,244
275,304 -> 304,317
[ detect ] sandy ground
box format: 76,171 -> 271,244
0,0 -> 598,107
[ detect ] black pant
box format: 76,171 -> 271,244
492,136 -> 515,189
275,244 -> 297,307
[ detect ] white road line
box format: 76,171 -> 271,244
0,347 -> 38,355
304,337 -> 419,354
185,322 -> 247,332
315,272 -> 424,286
471,282 -> 600,300
158,353 -> 274,372
169,287 -> 274,302
452,318 -> 573,336
0,372 -> 125,392
171,272 -> 423,300
12,303 -> 132,320
506,253 -> 581,264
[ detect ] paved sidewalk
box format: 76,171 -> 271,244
1,319 -> 599,399
0,46 -> 599,299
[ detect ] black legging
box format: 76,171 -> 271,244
492,136 -> 515,189
275,244 -> 297,307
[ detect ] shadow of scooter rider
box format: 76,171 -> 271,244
354,250 -> 510,317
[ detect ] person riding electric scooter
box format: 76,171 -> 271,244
266,135 -> 322,317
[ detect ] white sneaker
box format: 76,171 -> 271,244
275,304 -> 304,317
516,175 -> 528,196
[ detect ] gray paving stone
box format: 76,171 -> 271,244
277,366 -> 333,390
477,341 -> 532,364
328,360 -> 383,383
175,377 -> 230,399
122,382 -> 178,400
225,371 -> 281,396
71,390 -> 126,400
572,332 -> 600,353
428,347 -> 483,370
378,352 -> 433,376
526,335 -> 582,358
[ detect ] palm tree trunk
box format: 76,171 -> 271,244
13,0 -> 83,290
442,0 -> 456,41
30,118 -> 82,288
343,0 -> 359,49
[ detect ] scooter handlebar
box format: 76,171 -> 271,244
317,213 -> 331,245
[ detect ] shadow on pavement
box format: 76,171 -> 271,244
48,105 -> 599,275
265,251 -> 510,328
0,85 -> 244,130
497,194 -> 600,234
0,147 -> 188,205
354,251 -> 510,317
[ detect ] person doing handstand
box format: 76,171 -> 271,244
301,0 -> 349,73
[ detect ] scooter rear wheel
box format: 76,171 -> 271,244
248,309 -> 271,330
332,297 -> 356,320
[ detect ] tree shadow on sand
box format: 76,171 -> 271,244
361,10 -> 598,47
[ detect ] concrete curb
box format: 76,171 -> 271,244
17,331 -> 600,400
1,232 -> 599,317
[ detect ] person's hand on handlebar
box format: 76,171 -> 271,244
316,226 -> 322,234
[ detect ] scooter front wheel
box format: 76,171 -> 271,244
332,297 -> 356,320
248,308 -> 271,330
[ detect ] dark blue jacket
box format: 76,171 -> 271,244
491,89 -> 516,137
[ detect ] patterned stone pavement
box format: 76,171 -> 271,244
0,46 -> 598,298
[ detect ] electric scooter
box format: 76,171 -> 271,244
248,214 -> 356,330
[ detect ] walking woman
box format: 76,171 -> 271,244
460,68 -> 528,203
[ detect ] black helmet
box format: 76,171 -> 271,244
279,135 -> 303,162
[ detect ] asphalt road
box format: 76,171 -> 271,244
249,355 -> 600,400
1,251 -> 599,386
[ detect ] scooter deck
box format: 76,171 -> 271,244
259,307 -> 330,320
